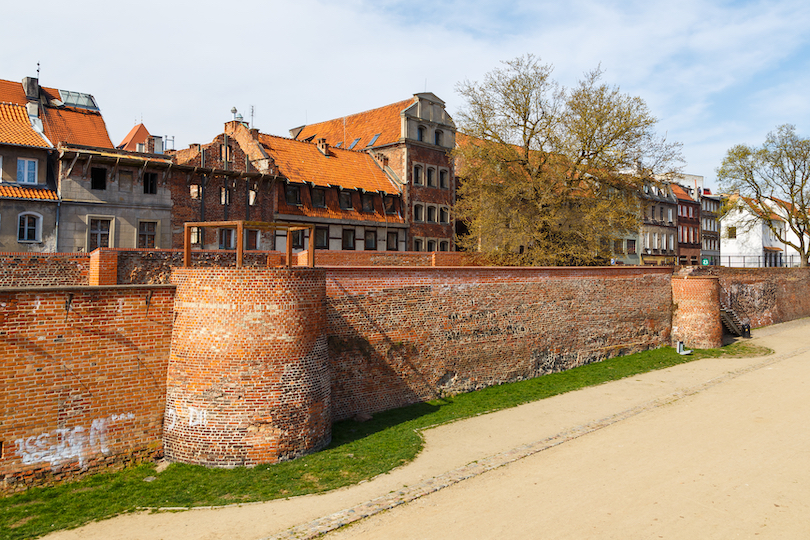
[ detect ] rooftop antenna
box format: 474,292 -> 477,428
250,105 -> 255,128
36,62 -> 40,79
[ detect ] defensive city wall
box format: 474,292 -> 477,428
2,249 -> 809,492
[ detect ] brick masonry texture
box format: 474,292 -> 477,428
324,266 -> 674,421
0,253 -> 90,287
165,268 -> 331,467
0,285 -> 173,492
671,276 -> 723,349
677,266 -> 810,328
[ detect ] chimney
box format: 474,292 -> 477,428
250,128 -> 259,140
316,138 -> 329,156
372,152 -> 389,168
22,77 -> 39,100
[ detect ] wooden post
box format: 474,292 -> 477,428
236,221 -> 244,268
285,228 -> 293,268
183,224 -> 191,267
308,225 -> 315,267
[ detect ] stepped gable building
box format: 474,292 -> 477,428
170,119 -> 405,252
0,97 -> 57,251
291,93 -> 456,251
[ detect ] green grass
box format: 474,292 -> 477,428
0,341 -> 771,539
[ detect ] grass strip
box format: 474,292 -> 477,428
0,341 -> 770,539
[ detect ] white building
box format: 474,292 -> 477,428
720,197 -> 804,267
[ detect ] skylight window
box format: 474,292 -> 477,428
335,141 -> 343,148
348,138 -> 361,150
366,133 -> 381,147
58,90 -> 99,111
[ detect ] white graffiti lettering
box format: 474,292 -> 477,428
15,412 -> 135,469
188,407 -> 207,427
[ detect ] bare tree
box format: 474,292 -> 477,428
453,55 -> 683,266
718,124 -> 810,266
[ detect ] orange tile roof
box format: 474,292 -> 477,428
258,134 -> 401,194
0,103 -> 50,147
0,184 -> 58,201
41,105 -> 113,148
118,123 -> 150,150
295,98 -> 414,149
0,79 -> 27,104
671,183 -> 697,202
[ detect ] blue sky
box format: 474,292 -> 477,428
3,0 -> 810,189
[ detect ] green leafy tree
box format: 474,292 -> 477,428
453,55 -> 683,265
718,124 -> 810,266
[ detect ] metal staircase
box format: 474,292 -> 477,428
720,302 -> 750,337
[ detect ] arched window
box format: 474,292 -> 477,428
413,165 -> 423,185
414,204 -> 424,222
17,212 -> 42,242
416,126 -> 425,142
434,130 -> 442,146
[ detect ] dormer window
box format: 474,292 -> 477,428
339,190 -> 353,210
312,187 -> 326,208
16,159 -> 37,184
285,184 -> 301,205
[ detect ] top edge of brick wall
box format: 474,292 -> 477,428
0,252 -> 89,257
0,284 -> 176,293
323,265 -> 673,273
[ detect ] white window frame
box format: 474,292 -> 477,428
17,158 -> 38,184
17,211 -> 42,243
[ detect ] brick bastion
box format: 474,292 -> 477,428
164,267 -> 331,467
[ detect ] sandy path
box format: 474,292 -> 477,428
45,319 -> 810,540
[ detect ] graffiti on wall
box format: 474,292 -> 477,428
15,413 -> 135,469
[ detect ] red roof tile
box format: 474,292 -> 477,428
0,184 -> 58,201
0,103 -> 50,147
671,183 -> 697,202
258,134 -> 401,195
295,98 -> 414,149
41,105 -> 113,148
0,79 -> 27,104
118,123 -> 151,150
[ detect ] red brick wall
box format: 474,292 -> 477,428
165,268 -> 330,466
324,266 -> 673,420
0,253 -> 89,287
678,266 -> 810,328
671,276 -> 723,349
0,285 -> 174,492
88,249 -> 119,286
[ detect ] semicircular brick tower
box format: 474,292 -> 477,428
164,267 -> 330,467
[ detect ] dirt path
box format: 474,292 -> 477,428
45,319 -> 810,540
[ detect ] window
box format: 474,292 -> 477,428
427,168 -> 436,187
291,229 -> 304,249
434,130 -> 442,146
414,204 -> 424,222
138,221 -> 157,248
439,207 -> 449,224
413,165 -> 423,185
249,188 -> 258,206
219,228 -> 235,249
220,186 -> 229,205
143,172 -> 158,194
189,185 -> 201,199
653,233 -> 659,250
348,138 -> 361,150
246,230 -> 258,250
387,231 -> 398,251
190,226 -> 202,246
91,167 -> 106,190
668,208 -> 673,223
384,195 -> 397,214
89,218 -> 111,250
427,205 -> 437,223
285,184 -> 301,205
315,227 -> 329,249
627,239 -> 636,254
439,241 -> 449,251
669,234 -> 675,251
364,230 -> 377,250
416,126 -> 425,142
17,213 -> 40,242
17,159 -> 37,184
688,206 -> 693,218
361,193 -> 375,212
659,206 -> 664,221
427,239 -> 437,252
342,228 -> 356,250
312,188 -> 326,208
414,238 -> 423,251
439,170 -> 449,189
339,190 -> 353,210
367,133 -> 381,147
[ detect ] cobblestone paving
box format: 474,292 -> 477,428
261,346 -> 802,540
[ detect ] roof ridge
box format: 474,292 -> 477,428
259,132 -> 377,154
303,97 -> 414,127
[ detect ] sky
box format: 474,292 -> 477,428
4,0 -> 810,191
